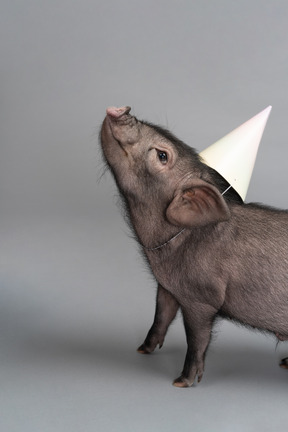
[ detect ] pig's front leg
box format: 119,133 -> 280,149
137,284 -> 179,354
173,304 -> 217,388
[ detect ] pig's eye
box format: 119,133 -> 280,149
157,150 -> 168,164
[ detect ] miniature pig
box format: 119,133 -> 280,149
100,106 -> 288,387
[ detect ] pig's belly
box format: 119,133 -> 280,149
220,284 -> 288,335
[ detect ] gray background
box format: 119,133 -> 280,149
1,1 -> 288,431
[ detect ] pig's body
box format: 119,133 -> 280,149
148,204 -> 288,334
100,106 -> 288,386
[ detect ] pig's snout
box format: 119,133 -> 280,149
106,106 -> 131,119
103,105 -> 139,148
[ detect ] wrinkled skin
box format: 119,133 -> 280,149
100,106 -> 288,387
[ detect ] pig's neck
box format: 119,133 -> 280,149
142,228 -> 186,251
127,199 -> 185,251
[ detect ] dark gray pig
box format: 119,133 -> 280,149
100,105 -> 288,387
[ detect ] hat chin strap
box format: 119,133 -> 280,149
221,184 -> 232,196
143,228 -> 186,252
143,184 -> 232,252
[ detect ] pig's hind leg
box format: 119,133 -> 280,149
275,333 -> 288,370
137,284 -> 179,354
280,358 -> 288,369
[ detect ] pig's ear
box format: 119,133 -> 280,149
166,179 -> 230,228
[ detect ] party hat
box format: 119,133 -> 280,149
200,106 -> 272,201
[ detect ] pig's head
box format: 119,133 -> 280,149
101,106 -> 201,193
100,106 -> 239,247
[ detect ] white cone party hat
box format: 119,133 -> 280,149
200,106 -> 272,201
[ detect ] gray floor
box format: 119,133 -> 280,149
1,209 -> 287,432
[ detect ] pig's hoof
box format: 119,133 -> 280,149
279,357 -> 288,369
137,344 -> 152,354
173,376 -> 193,388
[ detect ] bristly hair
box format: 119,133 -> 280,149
143,121 -> 201,160
97,163 -> 110,184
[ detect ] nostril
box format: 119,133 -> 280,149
106,106 -> 131,119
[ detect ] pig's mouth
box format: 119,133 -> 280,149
103,116 -> 128,155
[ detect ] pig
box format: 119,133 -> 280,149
100,105 -> 288,387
